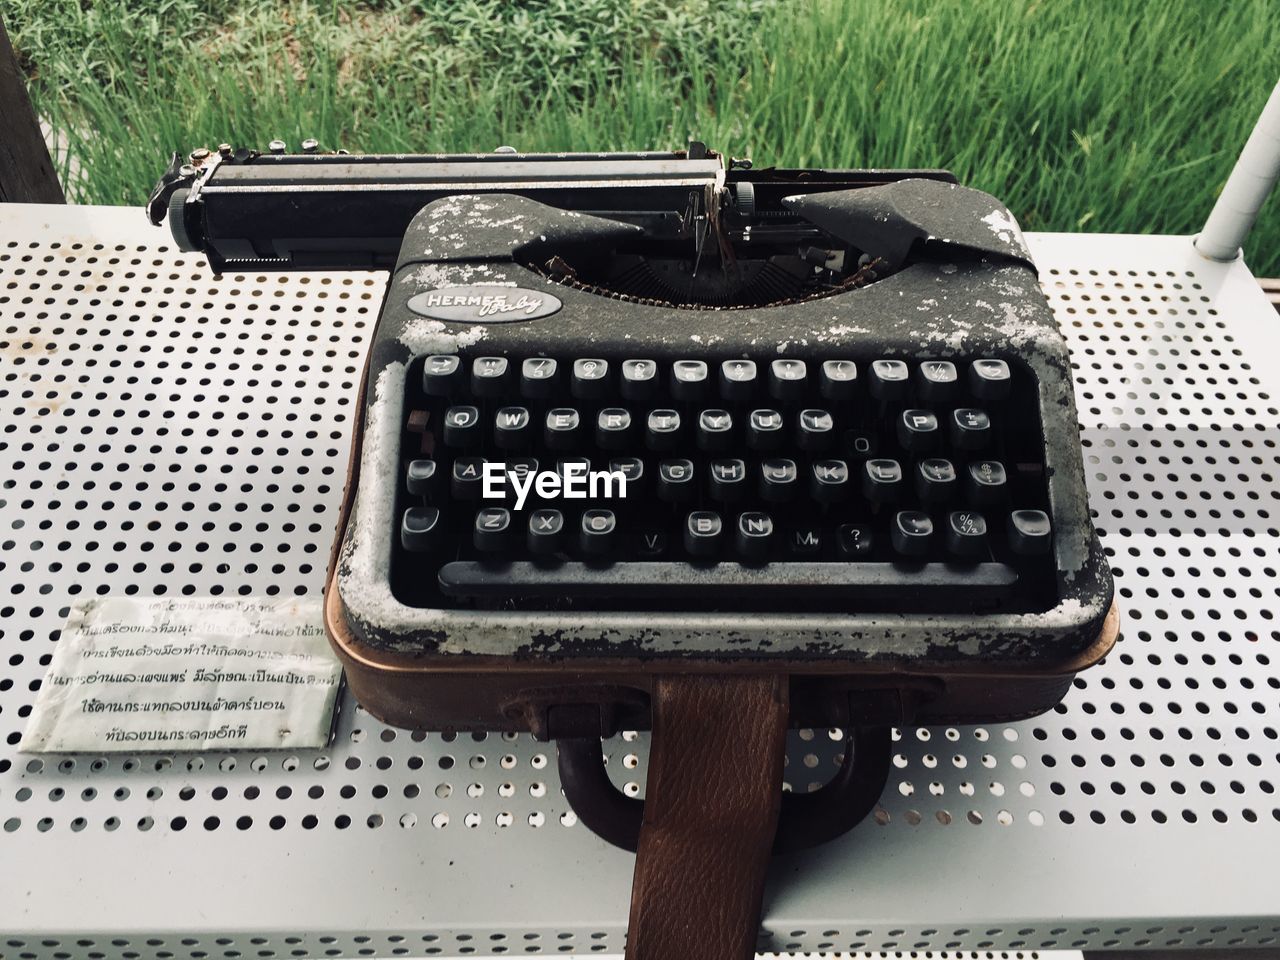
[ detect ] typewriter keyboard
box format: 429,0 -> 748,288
391,354 -> 1057,613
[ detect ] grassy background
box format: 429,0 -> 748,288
5,0 -> 1280,271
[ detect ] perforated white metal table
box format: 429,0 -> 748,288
1,203 -> 1278,958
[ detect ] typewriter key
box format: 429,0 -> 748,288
635,528 -> 667,557
836,522 -> 873,558
506,457 -> 539,499
451,457 -> 487,500
708,459 -> 747,501
657,459 -> 696,502
966,460 -> 1008,506
735,511 -> 774,561
1008,509 -> 1052,555
406,459 -> 438,496
544,408 -> 582,451
520,357 -> 558,399
970,358 -> 1012,400
747,409 -> 784,451
493,406 -> 532,450
719,359 -> 757,402
789,524 -> 822,555
580,509 -> 618,555
423,355 -> 462,396
842,429 -> 877,460
555,457 -> 591,482
869,359 -> 910,400
596,408 -> 634,450
473,507 -> 513,552
697,409 -> 734,453
571,358 -> 609,399
916,458 -> 957,503
797,409 -> 835,452
400,506 -> 442,552
471,356 -> 512,397
608,457 -> 645,496
645,409 -> 682,451
819,360 -> 857,401
684,510 -> 723,557
768,358 -> 807,401
621,359 -> 659,401
809,459 -> 850,503
671,360 -> 709,402
759,458 -> 798,502
443,405 -> 481,447
950,408 -> 992,450
526,508 -> 565,554
897,409 -> 940,452
862,458 -> 903,503
892,510 -> 934,556
917,360 -> 959,402
946,510 -> 989,558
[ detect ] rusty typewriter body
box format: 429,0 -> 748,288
150,143 -> 1116,850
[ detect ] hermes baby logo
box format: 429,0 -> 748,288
408,285 -> 562,323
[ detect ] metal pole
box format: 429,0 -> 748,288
1195,79 -> 1280,262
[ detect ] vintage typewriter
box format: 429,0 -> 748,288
149,143 -> 1116,850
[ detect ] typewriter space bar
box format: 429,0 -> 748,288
438,561 -> 1017,602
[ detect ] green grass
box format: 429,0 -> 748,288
6,0 -> 1280,271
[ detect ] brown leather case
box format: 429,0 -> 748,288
327,572 -> 1117,734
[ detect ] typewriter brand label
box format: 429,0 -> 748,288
407,285 -> 562,323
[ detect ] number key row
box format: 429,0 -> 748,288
422,355 -> 1013,403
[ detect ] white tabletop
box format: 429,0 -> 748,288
1,204 -> 1277,959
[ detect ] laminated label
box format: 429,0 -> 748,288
20,597 -> 342,752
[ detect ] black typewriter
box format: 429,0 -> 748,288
148,143 -> 1115,723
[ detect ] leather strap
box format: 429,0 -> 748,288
625,675 -> 788,960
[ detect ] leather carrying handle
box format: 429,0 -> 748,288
557,717 -> 892,854
622,675 -> 789,960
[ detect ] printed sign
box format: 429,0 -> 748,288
20,597 -> 342,752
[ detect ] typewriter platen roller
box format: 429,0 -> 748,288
149,143 -> 1116,850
